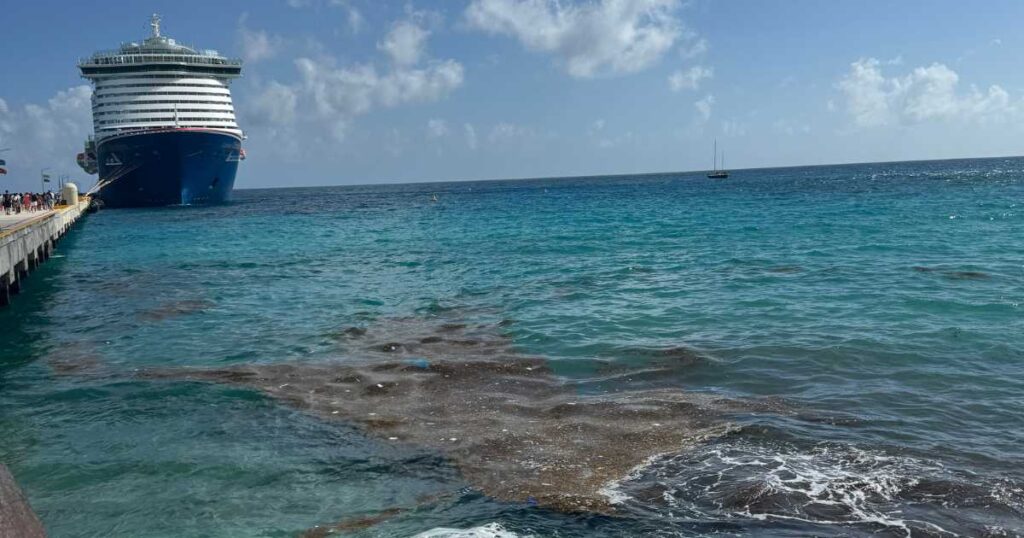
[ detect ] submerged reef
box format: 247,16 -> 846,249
141,317 -> 776,513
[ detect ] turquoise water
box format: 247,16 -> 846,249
1,158 -> 1023,536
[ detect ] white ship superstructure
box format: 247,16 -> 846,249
76,15 -> 245,207
80,15 -> 242,143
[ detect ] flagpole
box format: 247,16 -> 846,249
40,167 -> 51,194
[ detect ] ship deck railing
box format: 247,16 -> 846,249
79,54 -> 241,68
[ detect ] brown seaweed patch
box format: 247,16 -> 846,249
944,270 -> 989,280
912,266 -> 991,280
45,342 -> 107,377
143,355 -> 754,514
328,317 -> 518,363
609,345 -> 711,370
139,319 -> 787,516
301,508 -> 403,537
138,299 -> 215,322
327,326 -> 368,341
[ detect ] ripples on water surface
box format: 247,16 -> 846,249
1,158 -> 1023,537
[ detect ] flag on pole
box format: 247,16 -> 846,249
0,159 -> 6,175
42,174 -> 50,183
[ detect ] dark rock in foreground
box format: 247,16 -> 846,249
0,464 -> 46,538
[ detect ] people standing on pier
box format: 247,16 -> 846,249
1,192 -> 57,215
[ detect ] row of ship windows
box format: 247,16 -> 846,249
95,90 -> 230,98
95,100 -> 233,109
95,94 -> 231,103
96,117 -> 238,126
95,106 -> 233,113
97,82 -> 227,89
100,125 -> 242,133
95,103 -> 230,111
94,109 -> 236,117
81,65 -> 239,75
98,74 -> 222,80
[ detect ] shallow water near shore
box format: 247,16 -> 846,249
1,158 -> 1023,536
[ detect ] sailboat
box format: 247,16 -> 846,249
707,139 -> 729,179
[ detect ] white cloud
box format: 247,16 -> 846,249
772,119 -> 810,135
427,118 -> 449,138
721,119 -> 746,137
837,57 -> 1019,127
237,15 -> 282,63
465,0 -> 684,78
694,94 -> 714,123
488,122 -> 532,143
0,86 -> 93,185
286,0 -> 364,34
346,5 -> 365,34
680,36 -> 708,60
587,120 -> 635,148
296,56 -> 463,119
247,18 -> 463,143
669,65 -> 712,91
379,21 -> 430,67
250,81 -> 299,125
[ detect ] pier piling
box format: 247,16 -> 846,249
0,199 -> 91,309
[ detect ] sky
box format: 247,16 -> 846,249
2,0 -> 1024,190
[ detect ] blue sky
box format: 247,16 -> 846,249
2,0 -> 1024,190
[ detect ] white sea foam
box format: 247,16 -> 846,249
599,424 -> 742,506
411,522 -> 528,538
599,453 -> 664,505
611,437 -> 1020,536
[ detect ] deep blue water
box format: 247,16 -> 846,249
1,158 -> 1023,537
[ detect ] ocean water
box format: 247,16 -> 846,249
1,157 -> 1023,537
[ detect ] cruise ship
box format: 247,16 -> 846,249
76,15 -> 245,207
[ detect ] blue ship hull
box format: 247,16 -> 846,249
95,130 -> 241,208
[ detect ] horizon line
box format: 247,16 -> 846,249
234,153 -> 1024,192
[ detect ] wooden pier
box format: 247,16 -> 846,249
0,199 -> 90,307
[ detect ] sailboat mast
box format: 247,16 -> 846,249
713,139 -> 717,171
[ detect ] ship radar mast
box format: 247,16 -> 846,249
150,14 -> 161,38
